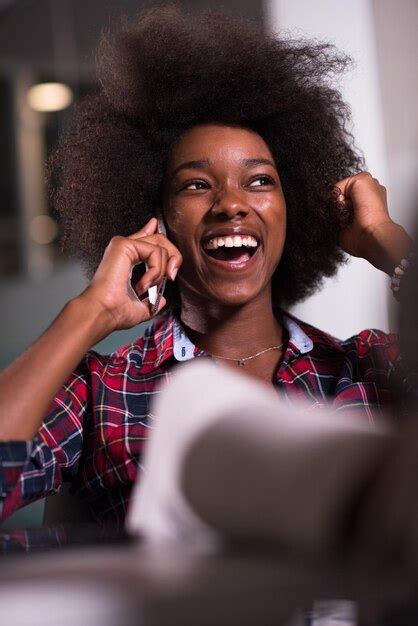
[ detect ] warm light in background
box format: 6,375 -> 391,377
27,82 -> 73,112
29,215 -> 58,245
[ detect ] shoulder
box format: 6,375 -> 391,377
280,311 -> 402,412
100,311 -> 175,373
285,310 -> 400,365
63,313 -> 174,390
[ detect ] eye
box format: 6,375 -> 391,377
181,180 -> 209,191
248,175 -> 275,187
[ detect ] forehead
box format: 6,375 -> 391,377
167,124 -> 274,167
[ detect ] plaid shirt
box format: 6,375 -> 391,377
0,309 -> 403,526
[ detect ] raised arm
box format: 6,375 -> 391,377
335,172 -> 416,408
335,171 -> 414,276
0,217 -> 181,441
0,296 -> 113,441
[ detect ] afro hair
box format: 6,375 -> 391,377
47,3 -> 364,306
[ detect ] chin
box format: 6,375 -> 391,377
179,272 -> 271,309
205,286 -> 264,308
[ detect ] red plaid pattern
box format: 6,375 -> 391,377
0,309 -> 403,525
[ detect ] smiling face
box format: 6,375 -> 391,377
161,123 -> 287,307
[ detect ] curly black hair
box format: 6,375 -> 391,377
47,3 -> 364,307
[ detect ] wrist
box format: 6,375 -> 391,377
69,291 -> 117,344
362,221 -> 414,276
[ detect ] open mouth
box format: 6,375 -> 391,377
201,234 -> 259,267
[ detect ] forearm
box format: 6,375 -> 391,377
363,222 -> 414,276
0,294 -> 115,441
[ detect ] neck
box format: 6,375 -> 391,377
179,286 -> 283,359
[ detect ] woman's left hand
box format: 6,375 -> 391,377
335,171 -> 392,259
335,171 -> 413,275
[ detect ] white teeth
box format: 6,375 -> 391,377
203,235 -> 259,250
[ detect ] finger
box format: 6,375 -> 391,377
345,172 -> 377,199
164,247 -> 182,277
132,294 -> 167,321
153,236 -> 183,276
122,238 -> 158,267
127,217 -> 158,239
131,233 -> 183,278
141,295 -> 167,319
127,242 -> 162,293
122,238 -> 166,276
334,171 -> 373,201
117,236 -> 180,289
334,176 -> 355,200
135,247 -> 168,292
135,249 -> 162,293
152,246 -> 169,285
150,279 -> 168,316
167,255 -> 180,281
134,233 -> 181,257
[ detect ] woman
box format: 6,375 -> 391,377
0,5 -> 413,525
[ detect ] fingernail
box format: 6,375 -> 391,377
170,267 -> 178,281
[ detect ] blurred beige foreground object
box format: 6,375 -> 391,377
127,360 -> 393,554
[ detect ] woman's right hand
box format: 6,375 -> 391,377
79,217 -> 182,332
0,215 -> 183,441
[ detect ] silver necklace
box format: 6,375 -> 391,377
210,343 -> 284,367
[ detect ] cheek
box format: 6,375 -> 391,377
274,210 -> 287,242
164,201 -> 185,240
266,210 -> 287,266
164,205 -> 198,256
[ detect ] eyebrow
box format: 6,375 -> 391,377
241,157 -> 276,169
171,157 -> 277,177
171,159 -> 211,177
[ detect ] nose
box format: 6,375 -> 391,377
210,187 -> 250,220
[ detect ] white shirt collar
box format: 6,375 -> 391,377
173,311 -> 313,362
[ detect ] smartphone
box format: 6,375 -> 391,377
129,212 -> 168,316
147,213 -> 167,315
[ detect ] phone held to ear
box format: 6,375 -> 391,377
148,214 -> 167,315
129,212 -> 168,316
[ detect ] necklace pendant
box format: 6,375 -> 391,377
238,359 -> 245,367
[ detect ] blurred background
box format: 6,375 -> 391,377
0,0 -> 417,525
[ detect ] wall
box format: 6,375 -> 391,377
372,0 -> 418,233
0,261 -> 148,370
266,0 -> 417,338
